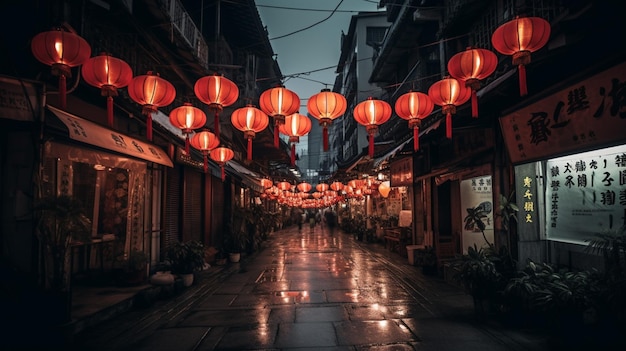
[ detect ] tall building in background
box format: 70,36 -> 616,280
334,12 -> 389,169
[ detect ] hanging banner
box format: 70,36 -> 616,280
500,62 -> 626,164
545,144 -> 626,244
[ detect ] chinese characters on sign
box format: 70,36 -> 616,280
460,175 -> 494,253
500,62 -> 626,164
546,145 -> 626,244
522,176 -> 535,224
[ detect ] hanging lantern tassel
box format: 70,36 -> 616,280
409,120 -> 421,152
203,153 -> 208,173
513,51 -> 531,97
442,105 -> 456,139
323,126 -> 329,151
366,125 -> 378,158
247,137 -> 253,161
466,79 -> 481,118
214,111 -> 220,139
290,143 -> 296,166
274,124 -> 280,148
220,164 -> 225,181
142,105 -> 157,141
106,95 -> 114,127
184,135 -> 190,155
59,74 -> 67,110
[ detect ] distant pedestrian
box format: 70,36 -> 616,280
324,209 -> 337,235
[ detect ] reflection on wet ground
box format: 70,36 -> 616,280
74,225 -> 553,351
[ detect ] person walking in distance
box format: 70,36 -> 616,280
324,208 -> 337,236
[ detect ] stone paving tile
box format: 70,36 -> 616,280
334,319 -> 418,346
178,308 -> 270,327
214,324 -> 278,350
295,305 -> 348,322
345,304 -> 386,320
125,327 -> 210,351
274,322 -> 338,348
195,293 -> 237,309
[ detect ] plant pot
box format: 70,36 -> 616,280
215,257 -> 227,266
180,273 -> 194,287
229,252 -> 241,263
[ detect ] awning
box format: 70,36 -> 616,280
373,138 -> 412,169
47,105 -> 173,167
226,161 -> 263,193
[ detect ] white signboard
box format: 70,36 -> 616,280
545,144 -> 626,244
460,175 -> 494,253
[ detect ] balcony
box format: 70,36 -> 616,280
161,0 -> 209,69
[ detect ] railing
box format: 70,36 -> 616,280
161,0 -> 209,69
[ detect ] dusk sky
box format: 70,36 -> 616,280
257,0 -> 383,115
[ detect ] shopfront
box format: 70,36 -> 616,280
43,106 -> 172,276
500,61 -> 626,270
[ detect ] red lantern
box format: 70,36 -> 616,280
277,181 -> 292,191
297,182 -> 312,193
31,28 -> 91,109
260,178 -> 273,189
394,91 -> 434,151
428,77 -> 471,139
128,71 -> 176,141
194,74 -> 239,139
447,48 -> 497,117
353,97 -> 392,158
307,89 -> 347,151
169,103 -> 207,154
209,146 -> 234,181
190,129 -> 219,173
316,183 -> 329,192
231,104 -> 269,160
259,86 -> 300,148
81,53 -> 133,127
491,16 -> 551,96
278,113 -> 312,166
330,181 -> 344,192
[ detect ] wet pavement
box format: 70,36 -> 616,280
71,225 -> 554,351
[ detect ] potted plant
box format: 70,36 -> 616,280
166,240 -> 205,286
34,195 -> 92,324
421,246 -> 438,275
225,228 -> 250,263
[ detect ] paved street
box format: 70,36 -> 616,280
72,225 -> 552,351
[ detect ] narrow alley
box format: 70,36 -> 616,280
72,225 -> 551,351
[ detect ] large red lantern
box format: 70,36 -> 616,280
209,146 -> 234,181
447,48 -> 497,117
353,97 -> 392,158
128,71 -> 176,141
81,53 -> 133,127
277,181 -> 292,191
316,183 -> 329,192
278,113 -> 312,166
194,74 -> 239,139
189,129 -> 219,173
394,91 -> 434,151
169,103 -> 207,154
491,16 -> 551,96
307,88 -> 347,151
31,27 -> 92,109
231,104 -> 269,161
259,86 -> 300,148
428,77 -> 471,139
